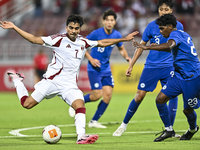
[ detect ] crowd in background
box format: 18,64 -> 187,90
33,0 -> 200,37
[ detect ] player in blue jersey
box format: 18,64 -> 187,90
113,0 -> 183,137
133,13 -> 200,142
82,10 -> 132,128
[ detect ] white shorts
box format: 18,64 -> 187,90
31,79 -> 84,106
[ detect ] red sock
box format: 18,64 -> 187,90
20,96 -> 28,107
76,107 -> 86,114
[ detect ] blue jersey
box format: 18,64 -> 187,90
86,27 -> 123,73
168,30 -> 200,80
142,20 -> 183,68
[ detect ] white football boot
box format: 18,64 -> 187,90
88,120 -> 107,128
113,126 -> 127,136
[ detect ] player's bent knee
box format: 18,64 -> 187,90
91,90 -> 103,101
135,95 -> 145,103
135,90 -> 146,103
92,93 -> 102,101
155,96 -> 165,104
156,92 -> 169,104
71,99 -> 85,110
22,98 -> 38,109
22,102 -> 35,109
183,108 -> 193,115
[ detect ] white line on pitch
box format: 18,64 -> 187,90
0,130 -> 188,139
1,119 -> 187,139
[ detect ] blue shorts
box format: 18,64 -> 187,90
161,75 -> 200,109
88,71 -> 114,90
138,67 -> 174,92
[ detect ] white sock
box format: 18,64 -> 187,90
165,125 -> 173,131
13,79 -> 29,100
75,113 -> 86,140
121,122 -> 128,129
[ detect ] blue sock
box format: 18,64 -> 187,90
156,103 -> 171,127
186,110 -> 197,130
84,94 -> 91,103
92,100 -> 108,121
123,99 -> 140,124
168,97 -> 178,126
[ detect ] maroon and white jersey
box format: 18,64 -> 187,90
41,33 -> 98,88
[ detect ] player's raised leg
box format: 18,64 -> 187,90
7,70 -> 38,109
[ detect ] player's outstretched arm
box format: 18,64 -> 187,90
0,21 -> 44,45
130,40 -> 146,68
97,31 -> 139,47
133,40 -> 175,52
125,40 -> 146,77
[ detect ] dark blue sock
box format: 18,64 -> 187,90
123,99 -> 140,124
186,110 -> 197,130
156,103 -> 171,127
92,100 -> 108,121
168,97 -> 178,126
84,94 -> 91,103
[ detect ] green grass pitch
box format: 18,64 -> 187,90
0,92 -> 199,150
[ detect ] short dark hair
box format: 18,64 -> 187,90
66,14 -> 84,27
156,14 -> 177,28
157,0 -> 174,9
103,9 -> 117,20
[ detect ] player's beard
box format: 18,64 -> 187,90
69,34 -> 77,41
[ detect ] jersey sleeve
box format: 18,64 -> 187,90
116,31 -> 123,47
168,31 -> 181,46
41,34 -> 63,48
177,21 -> 184,30
83,38 -> 98,50
142,22 -> 152,42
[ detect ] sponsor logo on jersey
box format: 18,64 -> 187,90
66,44 -> 71,48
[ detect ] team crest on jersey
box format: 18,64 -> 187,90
140,83 -> 145,88
81,45 -> 84,51
94,83 -> 99,88
162,85 -> 167,90
66,44 -> 71,48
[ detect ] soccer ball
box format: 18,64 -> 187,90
42,125 -> 62,144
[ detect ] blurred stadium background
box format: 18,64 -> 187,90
0,0 -> 199,93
